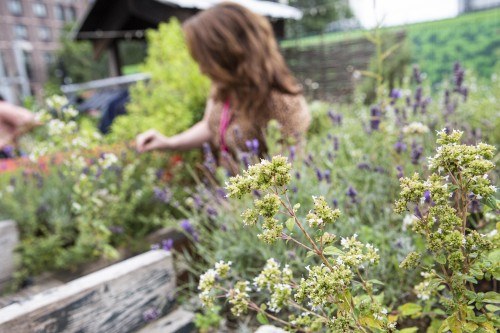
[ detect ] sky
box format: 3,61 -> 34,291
348,0 -> 460,28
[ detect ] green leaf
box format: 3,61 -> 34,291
485,304 -> 500,312
463,322 -> 479,331
398,303 -> 422,317
487,249 -> 500,264
256,312 -> 269,325
285,218 -> 295,231
436,253 -> 447,264
483,291 -> 500,304
482,196 -> 499,210
368,279 -> 385,286
323,246 -> 343,256
306,251 -> 315,258
399,328 -> 418,333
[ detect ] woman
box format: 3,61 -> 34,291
136,2 -> 310,163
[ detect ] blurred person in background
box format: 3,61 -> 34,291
0,95 -> 39,150
136,2 -> 310,167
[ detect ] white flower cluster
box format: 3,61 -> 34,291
402,122 -> 429,135
99,153 -> 119,169
46,95 -> 69,110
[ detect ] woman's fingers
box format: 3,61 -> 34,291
136,130 -> 158,152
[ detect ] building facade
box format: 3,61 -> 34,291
0,0 -> 92,103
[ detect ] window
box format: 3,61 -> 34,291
13,24 -> 28,40
64,6 -> 77,22
22,51 -> 34,80
33,3 -> 48,18
54,4 -> 64,20
43,52 -> 55,66
38,26 -> 52,42
0,52 -> 7,77
7,0 -> 23,15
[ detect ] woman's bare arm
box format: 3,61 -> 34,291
136,98 -> 214,152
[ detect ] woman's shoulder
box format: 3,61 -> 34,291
264,90 -> 310,135
268,90 -> 309,117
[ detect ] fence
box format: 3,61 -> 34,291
281,31 -> 406,102
280,7 -> 500,102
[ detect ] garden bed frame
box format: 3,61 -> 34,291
0,250 -> 176,333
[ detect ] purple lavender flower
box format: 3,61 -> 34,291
421,97 -> 431,114
291,186 -> 298,193
180,219 -> 195,234
327,110 -> 342,125
453,62 -> 464,90
324,170 -> 331,184
394,138 -> 407,154
215,187 -> 227,200
396,165 -> 404,179
1,146 -> 15,158
240,153 -> 251,168
410,142 -> 424,165
332,199 -> 338,208
289,146 -> 296,161
202,142 -> 217,173
206,207 -> 218,217
180,219 -> 200,241
414,206 -> 422,219
423,190 -> 432,204
357,163 -> 371,171
155,169 -> 164,180
295,171 -> 301,180
193,195 -> 203,210
333,137 -> 339,151
161,239 -> 174,251
252,190 -> 261,198
390,89 -> 402,100
370,106 -> 381,131
153,187 -> 172,204
315,168 -> 323,182
461,87 -> 468,102
143,308 -> 160,322
346,186 -> 358,204
327,151 -> 334,161
245,139 -> 259,155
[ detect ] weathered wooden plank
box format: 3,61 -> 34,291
0,220 -> 19,291
0,250 -> 175,333
136,308 -> 195,333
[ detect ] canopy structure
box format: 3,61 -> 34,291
74,0 -> 302,76
155,0 -> 302,19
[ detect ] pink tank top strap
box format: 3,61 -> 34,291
219,98 -> 231,153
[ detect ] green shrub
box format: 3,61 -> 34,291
109,19 -> 210,142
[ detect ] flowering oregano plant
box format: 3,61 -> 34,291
198,156 -> 395,332
395,129 -> 499,332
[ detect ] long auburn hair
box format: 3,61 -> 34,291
183,2 -> 301,114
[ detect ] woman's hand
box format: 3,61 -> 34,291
136,129 -> 172,153
0,102 -> 39,149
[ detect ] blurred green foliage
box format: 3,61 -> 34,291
109,19 -> 210,142
407,8 -> 500,85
